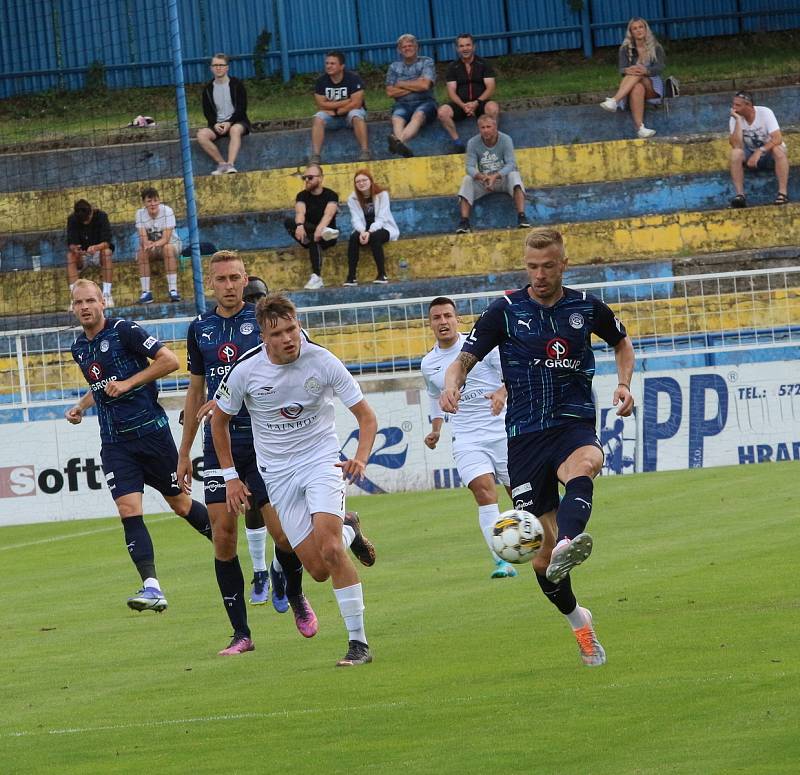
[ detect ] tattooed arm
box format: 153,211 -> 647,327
439,351 -> 478,413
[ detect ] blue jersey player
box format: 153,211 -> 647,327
441,229 -> 635,667
66,279 -> 212,613
177,252 -> 315,656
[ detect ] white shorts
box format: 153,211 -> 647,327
261,460 -> 346,549
453,436 -> 510,487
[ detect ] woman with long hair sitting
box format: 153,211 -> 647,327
344,169 -> 399,285
600,17 -> 665,138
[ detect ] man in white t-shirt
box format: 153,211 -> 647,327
729,90 -> 789,208
211,294 -> 378,667
135,187 -> 183,304
421,296 -> 516,579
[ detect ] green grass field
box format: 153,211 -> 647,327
1,463 -> 798,774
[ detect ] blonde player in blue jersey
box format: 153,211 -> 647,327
441,229 -> 635,667
421,296 -> 516,579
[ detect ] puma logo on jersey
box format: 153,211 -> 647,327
517,319 -> 532,330
201,332 -> 212,341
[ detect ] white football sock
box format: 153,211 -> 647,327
566,605 -> 588,630
245,527 -> 268,572
334,582 -> 366,644
167,273 -> 178,292
478,503 -> 501,556
143,576 -> 161,592
341,523 -> 355,549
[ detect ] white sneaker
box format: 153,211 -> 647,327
304,273 -> 323,290
637,125 -> 656,138
600,98 -> 618,112
103,294 -> 114,308
223,164 -> 237,174
320,227 -> 339,241
211,163 -> 229,176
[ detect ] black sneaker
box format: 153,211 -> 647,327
517,212 -> 531,228
336,639 -> 372,667
372,276 -> 389,284
455,219 -> 471,234
387,133 -> 413,158
730,194 -> 747,208
344,511 -> 376,567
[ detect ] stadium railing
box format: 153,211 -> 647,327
0,267 -> 797,419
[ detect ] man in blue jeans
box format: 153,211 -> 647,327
385,33 -> 437,158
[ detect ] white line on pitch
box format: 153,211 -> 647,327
0,516 -> 173,552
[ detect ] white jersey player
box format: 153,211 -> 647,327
421,296 -> 515,579
211,294 -> 378,667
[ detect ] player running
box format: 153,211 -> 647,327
441,229 -> 635,667
66,279 -> 212,613
177,252 -> 314,656
421,296 -> 516,579
211,293 -> 378,667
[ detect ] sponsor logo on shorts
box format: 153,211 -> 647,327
142,336 -> 158,350
218,343 -> 239,363
569,313 -> 584,329
240,322 -> 255,335
514,498 -> 534,510
303,376 -> 322,395
204,479 -> 224,492
99,339 -> 110,352
511,482 -> 532,497
280,403 -> 304,419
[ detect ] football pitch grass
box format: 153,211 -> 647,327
1,463 -> 798,774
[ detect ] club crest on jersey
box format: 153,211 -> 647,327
218,343 -> 239,363
240,322 -> 255,335
99,339 -> 110,352
279,403 -> 304,419
569,313 -> 584,329
303,376 -> 322,395
544,337 -> 580,369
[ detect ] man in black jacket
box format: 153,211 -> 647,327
198,53 -> 251,175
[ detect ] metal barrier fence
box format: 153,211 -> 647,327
1,266 -> 798,419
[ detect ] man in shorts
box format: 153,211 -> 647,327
441,229 -> 635,667
456,115 -> 529,233
421,296 -> 516,579
135,187 -> 183,304
211,294 -> 378,667
178,252 -> 315,655
728,90 -> 790,208
66,279 -> 212,613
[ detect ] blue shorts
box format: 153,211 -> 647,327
392,99 -> 438,124
314,108 -> 367,128
101,426 -> 182,501
744,147 -> 776,170
203,438 -> 269,507
507,421 -> 602,516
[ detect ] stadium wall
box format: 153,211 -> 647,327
0,356 -> 797,526
2,0 -> 799,96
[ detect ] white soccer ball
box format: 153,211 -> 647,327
491,509 -> 544,564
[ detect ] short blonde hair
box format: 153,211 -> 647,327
524,228 -> 565,258
210,249 -> 244,267
71,278 -> 102,300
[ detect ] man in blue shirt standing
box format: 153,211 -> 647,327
66,279 -> 212,613
441,229 -> 635,667
385,33 -> 437,158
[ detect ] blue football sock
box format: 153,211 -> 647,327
556,476 -> 594,541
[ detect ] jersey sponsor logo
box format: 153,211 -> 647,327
511,482 -> 532,497
569,313 -> 585,329
87,362 -> 103,381
99,339 -> 110,352
254,385 -> 275,397
215,381 -> 231,400
544,337 -> 581,369
325,86 -> 350,100
303,376 -> 322,395
142,336 -> 158,350
240,322 -> 255,336
279,403 -> 304,419
218,343 -> 239,363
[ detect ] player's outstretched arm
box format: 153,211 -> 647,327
612,336 -> 635,416
177,373 -> 206,494
440,351 -> 478,413
104,346 -> 179,397
210,406 -> 250,514
336,399 -> 377,483
65,390 -> 95,424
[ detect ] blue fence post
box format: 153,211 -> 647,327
581,1 -> 593,58
275,0 -> 291,83
167,0 -> 205,314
